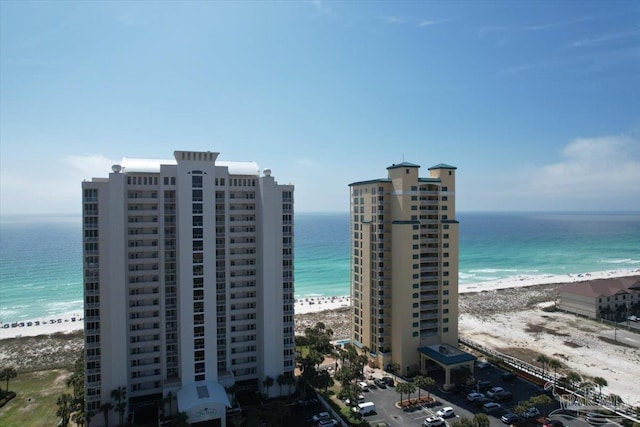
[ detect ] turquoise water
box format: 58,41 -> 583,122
1,212 -> 639,322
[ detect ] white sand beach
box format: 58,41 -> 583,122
2,268 -> 638,340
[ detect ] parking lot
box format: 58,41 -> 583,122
302,362 -> 561,427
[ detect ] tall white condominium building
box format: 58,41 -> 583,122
82,151 -> 295,427
349,162 -> 474,389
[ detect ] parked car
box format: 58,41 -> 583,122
486,386 -> 505,398
317,419 -> 338,427
628,315 -> 638,322
524,407 -> 540,419
474,397 -> 493,408
501,372 -> 517,382
382,376 -> 395,387
501,412 -> 520,424
483,402 -> 502,413
358,381 -> 370,391
312,412 -> 330,423
436,407 -> 455,418
374,378 -> 387,388
493,391 -> 514,402
544,420 -> 564,427
423,416 -> 446,427
467,392 -> 485,401
476,361 -> 491,369
345,394 -> 365,406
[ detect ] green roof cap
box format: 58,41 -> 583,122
387,162 -> 420,170
428,163 -> 457,170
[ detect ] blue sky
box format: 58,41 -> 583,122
1,1 -> 639,214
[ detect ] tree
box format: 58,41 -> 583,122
473,413 -> 490,427
100,402 -> 113,427
548,358 -> 562,388
57,393 -> 73,427
388,362 -> 401,378
277,374 -> 287,396
405,382 -> 416,403
396,382 -> 409,406
111,386 -> 127,427
0,367 -> 17,393
565,371 -> 581,390
413,375 -> 434,401
316,370 -> 334,392
593,377 -> 608,400
609,394 -> 623,408
451,418 -> 474,427
262,376 -> 274,398
536,355 -> 550,379
285,375 -> 297,396
451,365 -> 472,387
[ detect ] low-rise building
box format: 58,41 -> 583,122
557,276 -> 640,320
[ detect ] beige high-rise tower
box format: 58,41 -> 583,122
350,162 -> 473,386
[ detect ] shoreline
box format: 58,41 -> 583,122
1,267 -> 638,340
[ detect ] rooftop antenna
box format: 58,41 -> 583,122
402,154 -> 405,162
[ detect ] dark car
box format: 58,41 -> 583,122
474,397 -> 493,408
501,372 -> 517,382
374,378 -> 387,389
382,377 -> 395,387
501,413 -> 520,425
493,391 -> 514,402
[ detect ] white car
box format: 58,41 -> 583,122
437,407 -> 455,418
317,419 -> 338,427
358,381 -> 370,391
467,392 -> 485,401
312,412 -> 330,422
486,386 -> 505,398
423,416 -> 446,427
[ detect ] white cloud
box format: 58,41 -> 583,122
528,135 -> 640,198
418,18 -> 452,27
65,154 -> 116,178
569,29 -> 640,48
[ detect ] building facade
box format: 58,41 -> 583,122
82,151 -> 295,427
558,276 -> 640,320
349,162 -> 472,385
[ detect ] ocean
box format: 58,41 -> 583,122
1,212 -> 639,323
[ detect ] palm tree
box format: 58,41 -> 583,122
536,355 -> 550,379
413,375 -> 435,401
405,382 -> 416,404
473,413 -> 490,427
549,358 -> 562,387
396,382 -> 409,406
111,386 -> 127,426
276,374 -> 287,396
593,377 -> 608,401
57,393 -> 73,427
565,371 -> 581,390
285,375 -> 297,396
100,402 -> 113,427
262,375 -> 274,398
609,394 -> 623,408
0,367 -> 17,393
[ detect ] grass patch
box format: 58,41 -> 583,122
0,369 -> 72,427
